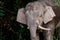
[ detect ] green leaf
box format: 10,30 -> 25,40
0,13 -> 4,16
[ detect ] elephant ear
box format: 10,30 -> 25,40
43,6 -> 56,24
16,8 -> 26,24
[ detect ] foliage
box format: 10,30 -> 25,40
0,9 -> 4,17
53,26 -> 60,40
0,0 -> 31,40
0,0 -> 60,40
54,0 -> 60,6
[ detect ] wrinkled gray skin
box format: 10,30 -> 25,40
25,1 -> 53,40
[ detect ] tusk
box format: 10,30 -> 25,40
38,25 -> 51,30
36,19 -> 51,30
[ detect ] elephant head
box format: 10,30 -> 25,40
16,1 -> 55,30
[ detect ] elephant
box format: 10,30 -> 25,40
16,1 -> 58,40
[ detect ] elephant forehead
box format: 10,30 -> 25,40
25,3 -> 45,18
26,9 -> 43,21
25,1 -> 45,26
